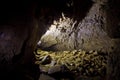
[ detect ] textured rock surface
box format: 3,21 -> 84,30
35,49 -> 107,79
37,1 -> 120,80
38,3 -> 114,53
0,0 -> 75,79
0,0 -> 120,80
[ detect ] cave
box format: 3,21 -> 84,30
0,0 -> 120,80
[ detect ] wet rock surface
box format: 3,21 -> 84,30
35,49 -> 107,80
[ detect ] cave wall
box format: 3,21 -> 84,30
39,1 -> 114,53
0,1 -> 44,79
0,0 -> 120,80
106,0 -> 120,80
37,0 -> 120,80
0,0 -> 76,79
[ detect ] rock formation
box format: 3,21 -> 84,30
35,49 -> 107,80
0,0 -> 120,80
38,1 -> 113,53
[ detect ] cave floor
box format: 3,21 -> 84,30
34,49 -> 107,80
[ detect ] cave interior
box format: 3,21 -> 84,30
0,0 -> 120,80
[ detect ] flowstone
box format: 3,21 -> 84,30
35,49 -> 107,79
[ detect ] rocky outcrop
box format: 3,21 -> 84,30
38,2 -> 114,53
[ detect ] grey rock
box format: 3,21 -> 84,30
39,74 -> 56,80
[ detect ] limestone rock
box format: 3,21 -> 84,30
38,4 -> 114,53
35,49 -> 107,77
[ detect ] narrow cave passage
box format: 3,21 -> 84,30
0,0 -> 120,80
35,9 -> 109,80
35,0 -> 120,80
